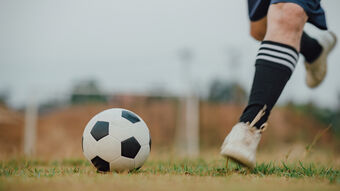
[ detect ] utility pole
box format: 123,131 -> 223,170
176,48 -> 199,157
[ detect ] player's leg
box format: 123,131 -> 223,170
250,18 -> 324,55
249,8 -> 337,88
221,2 -> 307,168
249,15 -> 324,59
250,17 -> 323,55
241,2 -> 306,123
303,31 -> 337,88
250,17 -> 267,41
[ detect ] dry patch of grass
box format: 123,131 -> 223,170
1,174 -> 340,191
0,154 -> 339,191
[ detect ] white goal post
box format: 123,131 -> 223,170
23,96 -> 38,156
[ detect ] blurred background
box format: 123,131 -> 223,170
0,0 -> 339,159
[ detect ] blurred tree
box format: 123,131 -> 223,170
39,98 -> 67,114
70,80 -> 107,104
0,90 -> 9,107
208,79 -> 247,104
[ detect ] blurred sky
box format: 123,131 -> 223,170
0,0 -> 339,109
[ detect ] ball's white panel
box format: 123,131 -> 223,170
96,108 -> 140,127
110,156 -> 135,172
109,120 -> 135,141
93,108 -> 123,122
131,121 -> 150,146
134,145 -> 150,168
109,123 -> 134,141
82,132 -> 98,161
97,108 -> 140,141
96,135 -> 121,162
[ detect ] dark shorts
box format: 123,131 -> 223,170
248,0 -> 327,30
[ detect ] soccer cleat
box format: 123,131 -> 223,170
305,31 -> 337,88
220,106 -> 267,169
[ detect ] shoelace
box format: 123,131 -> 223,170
246,105 -> 268,133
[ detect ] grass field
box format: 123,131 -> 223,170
1,150 -> 339,191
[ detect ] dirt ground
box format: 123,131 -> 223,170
0,103 -> 338,159
2,174 -> 339,191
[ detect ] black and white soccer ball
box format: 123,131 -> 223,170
82,108 -> 151,172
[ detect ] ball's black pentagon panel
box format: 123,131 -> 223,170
121,136 -> 141,159
121,110 -> 140,124
91,156 -> 110,172
149,138 -> 152,151
90,121 -> 109,141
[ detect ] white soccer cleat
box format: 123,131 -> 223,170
305,31 -> 337,88
220,106 -> 267,169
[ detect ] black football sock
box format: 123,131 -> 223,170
300,31 -> 323,63
240,41 -> 299,128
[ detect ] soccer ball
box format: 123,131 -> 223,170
82,108 -> 151,172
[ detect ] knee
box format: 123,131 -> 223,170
269,3 -> 307,32
249,18 -> 267,41
250,26 -> 266,41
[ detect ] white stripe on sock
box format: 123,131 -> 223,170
256,55 -> 295,72
258,49 -> 297,66
260,44 -> 299,60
